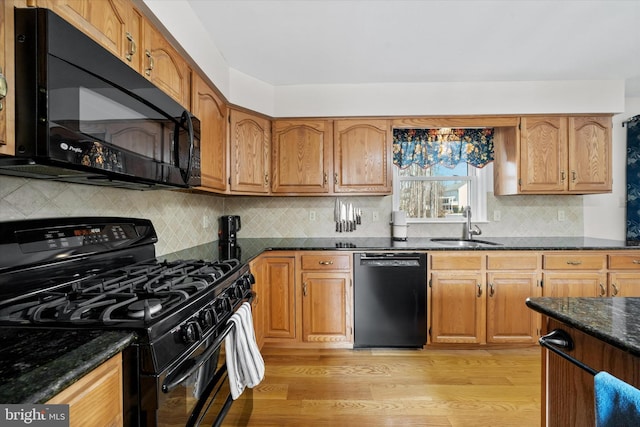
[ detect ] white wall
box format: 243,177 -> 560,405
583,96 -> 640,240
143,0 -> 626,118
142,0 -> 634,240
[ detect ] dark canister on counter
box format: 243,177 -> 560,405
219,215 -> 241,242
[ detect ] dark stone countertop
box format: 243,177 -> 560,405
526,297 -> 640,357
0,329 -> 135,403
161,236 -> 635,265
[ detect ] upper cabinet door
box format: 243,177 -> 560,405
272,120 -> 332,194
568,116 -> 611,193
519,116 -> 568,193
192,73 -> 228,193
141,18 -> 190,108
333,119 -> 392,194
229,109 -> 271,194
37,0 -> 143,72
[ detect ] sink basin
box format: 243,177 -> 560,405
430,238 -> 502,247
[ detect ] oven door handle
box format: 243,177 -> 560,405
162,322 -> 235,393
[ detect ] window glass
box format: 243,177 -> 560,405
393,162 -> 488,223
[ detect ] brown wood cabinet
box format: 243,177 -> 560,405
542,252 -> 607,297
261,255 -> 296,340
0,0 -> 17,156
259,252 -> 353,348
192,73 -> 228,192
430,251 -> 542,345
333,119 -> 392,194
300,252 -> 352,344
249,257 -> 265,349
141,18 -> 191,108
607,253 -> 640,297
486,253 -> 541,344
46,353 -> 123,427
229,109 -> 271,194
271,119 -> 332,194
430,253 -> 485,344
36,0 -> 143,72
494,115 -> 612,195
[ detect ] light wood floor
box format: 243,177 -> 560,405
233,346 -> 541,427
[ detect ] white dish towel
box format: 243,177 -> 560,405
225,302 -> 265,399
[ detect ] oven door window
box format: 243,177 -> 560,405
157,337 -> 252,427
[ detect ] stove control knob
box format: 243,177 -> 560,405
181,320 -> 202,344
199,308 -> 214,330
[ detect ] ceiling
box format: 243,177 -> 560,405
187,0 -> 640,96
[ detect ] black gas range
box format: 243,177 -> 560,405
0,217 -> 255,426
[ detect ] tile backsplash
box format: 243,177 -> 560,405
1,176 -> 583,255
0,176 -> 223,255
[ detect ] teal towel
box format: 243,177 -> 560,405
595,371 -> 640,427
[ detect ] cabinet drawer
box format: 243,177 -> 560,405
543,253 -> 606,270
301,254 -> 351,270
609,254 -> 640,270
487,253 -> 539,270
430,253 -> 483,270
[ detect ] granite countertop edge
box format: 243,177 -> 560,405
0,330 -> 136,404
526,297 -> 640,357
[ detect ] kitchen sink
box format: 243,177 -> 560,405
430,238 -> 503,247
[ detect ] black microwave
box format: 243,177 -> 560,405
0,8 -> 201,190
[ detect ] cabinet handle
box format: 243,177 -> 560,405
303,282 -> 308,297
0,67 -> 7,112
599,283 -> 606,297
264,173 -> 269,185
477,283 -> 483,297
612,283 -> 619,296
561,171 -> 566,182
571,170 -> 577,182
145,50 -> 154,76
334,173 -> 338,184
632,260 -> 640,264
566,260 -> 582,266
324,172 -> 328,185
125,32 -> 137,61
489,283 -> 495,297
318,260 -> 334,265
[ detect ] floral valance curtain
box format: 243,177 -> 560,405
392,128 -> 494,169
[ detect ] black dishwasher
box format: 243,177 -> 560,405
353,253 -> 427,348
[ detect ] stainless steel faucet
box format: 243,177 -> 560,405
462,206 -> 482,240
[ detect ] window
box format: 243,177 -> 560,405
392,162 -> 489,223
392,128 -> 493,223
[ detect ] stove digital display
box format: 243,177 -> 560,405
16,224 -> 136,253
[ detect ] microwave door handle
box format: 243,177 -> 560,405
175,110 -> 194,184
